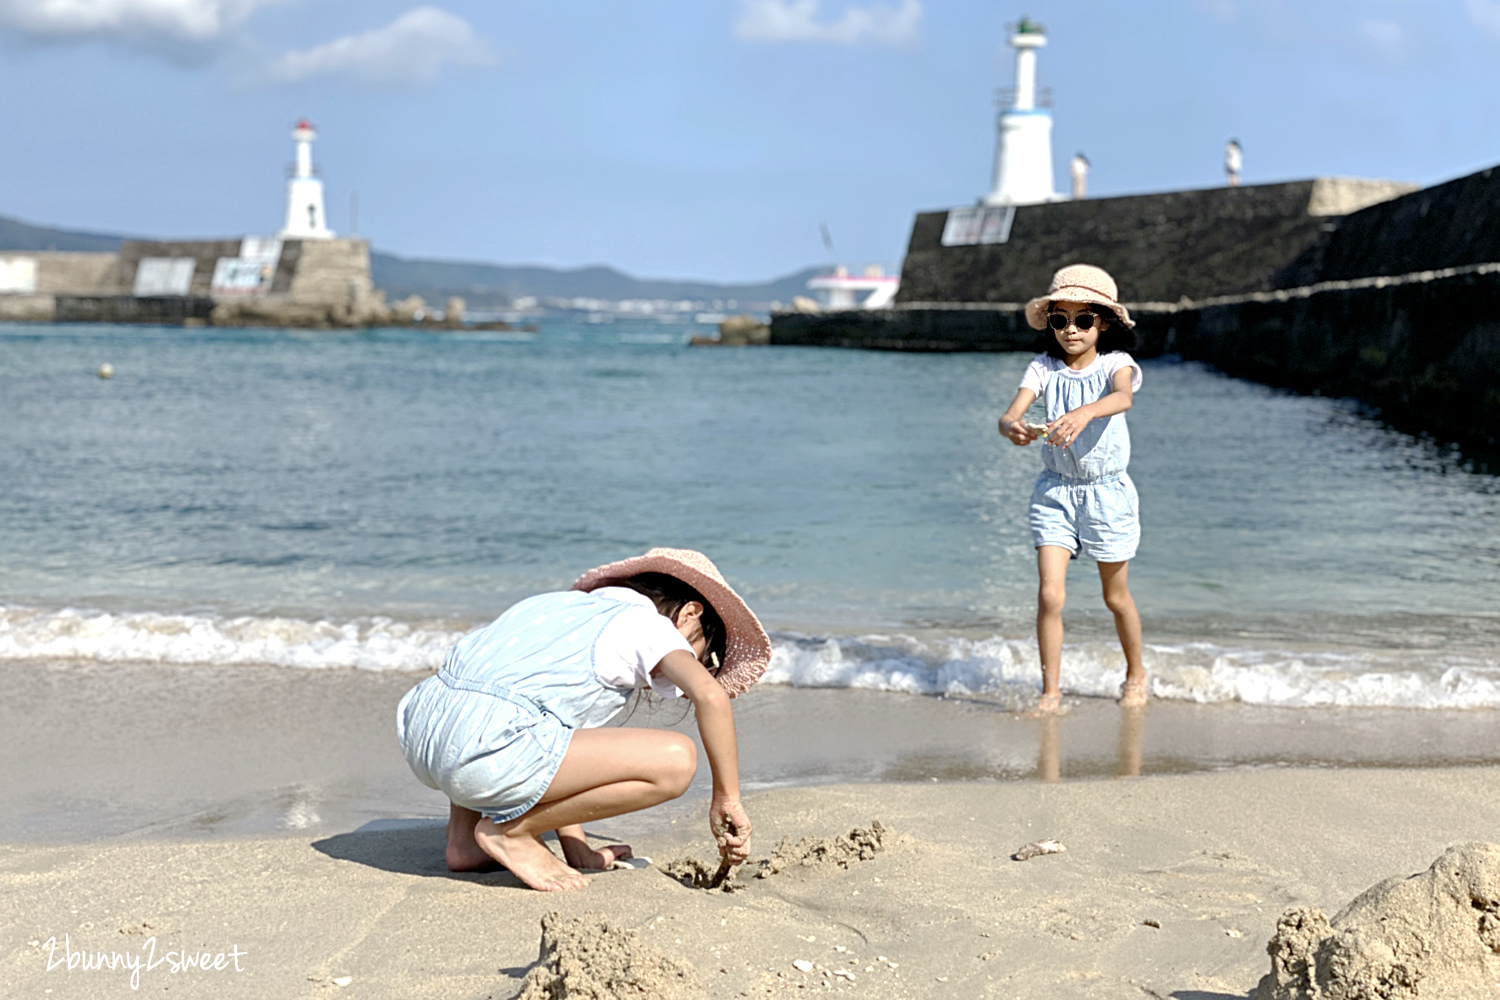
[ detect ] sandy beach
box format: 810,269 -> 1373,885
4,659 -> 1500,999
4,763 -> 1498,999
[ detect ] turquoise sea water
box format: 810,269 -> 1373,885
2,321 -> 1497,709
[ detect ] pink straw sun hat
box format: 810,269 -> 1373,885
573,547 -> 772,697
1024,263 -> 1136,331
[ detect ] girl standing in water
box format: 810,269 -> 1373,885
996,264 -> 1148,714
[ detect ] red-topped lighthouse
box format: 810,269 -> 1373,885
279,118 -> 334,239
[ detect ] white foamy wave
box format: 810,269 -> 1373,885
764,634 -> 1500,710
7,604 -> 1499,709
0,605 -> 464,671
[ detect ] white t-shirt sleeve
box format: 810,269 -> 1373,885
591,590 -> 693,699
1105,352 -> 1143,392
1018,355 -> 1052,395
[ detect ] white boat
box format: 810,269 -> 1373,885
807,265 -> 900,310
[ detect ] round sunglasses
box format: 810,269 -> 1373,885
1048,311 -> 1100,331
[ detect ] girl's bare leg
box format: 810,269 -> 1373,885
473,727 -> 699,892
1098,560 -> 1147,707
1034,546 -> 1072,714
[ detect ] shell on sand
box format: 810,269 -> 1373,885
1012,839 -> 1067,861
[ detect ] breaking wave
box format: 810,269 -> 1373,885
0,605 -> 462,672
3,604 -> 1498,710
764,633 -> 1500,711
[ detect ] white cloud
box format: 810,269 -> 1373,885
0,0 -> 271,48
735,0 -> 921,46
1199,0 -> 1237,21
264,6 -> 495,87
1358,18 -> 1407,62
1468,0 -> 1500,36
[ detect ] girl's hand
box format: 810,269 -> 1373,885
1046,407 -> 1094,448
1000,417 -> 1037,446
656,650 -> 749,864
710,796 -> 752,865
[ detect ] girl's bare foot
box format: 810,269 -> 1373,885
445,807 -> 496,872
1118,677 -> 1149,709
563,843 -> 633,871
474,819 -> 591,892
1028,690 -> 1064,716
446,838 -> 497,872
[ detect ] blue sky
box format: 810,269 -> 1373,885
1,0 -> 1498,282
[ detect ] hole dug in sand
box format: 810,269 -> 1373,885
1256,842 -> 1500,1000
659,857 -> 747,893
517,911 -> 708,1000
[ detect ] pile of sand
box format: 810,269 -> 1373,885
757,820 -> 889,879
517,911 -> 708,1000
1256,842 -> 1500,1000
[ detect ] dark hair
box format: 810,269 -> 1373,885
614,572 -> 727,674
1040,302 -> 1139,359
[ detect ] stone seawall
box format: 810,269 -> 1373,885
54,295 -> 215,324
1164,267 -> 1500,458
771,304 -> 1177,356
0,238 -> 397,328
897,178 -> 1413,305
1296,166 -> 1500,283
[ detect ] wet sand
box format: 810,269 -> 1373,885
5,660 -> 1500,997
7,659 -> 1500,842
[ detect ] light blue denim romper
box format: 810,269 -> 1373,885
1027,352 -> 1141,562
396,590 -> 643,822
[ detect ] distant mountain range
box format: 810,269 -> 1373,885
369,253 -> 824,308
0,213 -> 124,253
0,212 -> 824,308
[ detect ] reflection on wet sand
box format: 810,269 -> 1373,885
1037,706 -> 1144,781
1118,707 -> 1143,777
1038,714 -> 1062,782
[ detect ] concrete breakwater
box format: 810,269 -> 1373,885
773,165 -> 1500,462
772,266 -> 1500,461
898,178 -> 1414,304
0,237 -> 503,330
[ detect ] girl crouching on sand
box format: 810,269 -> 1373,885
996,264 -> 1148,714
397,548 -> 771,891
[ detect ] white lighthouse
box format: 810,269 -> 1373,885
279,119 -> 334,240
983,17 -> 1057,206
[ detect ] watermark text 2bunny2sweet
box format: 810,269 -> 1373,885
42,933 -> 247,991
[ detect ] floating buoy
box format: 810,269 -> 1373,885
97,363 -> 115,379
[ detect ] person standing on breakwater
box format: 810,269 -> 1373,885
396,548 -> 771,891
996,265 -> 1147,714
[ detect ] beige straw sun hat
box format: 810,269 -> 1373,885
573,547 -> 772,697
1024,263 -> 1136,331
